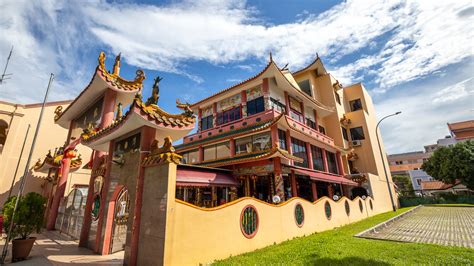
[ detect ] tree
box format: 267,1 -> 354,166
422,140 -> 474,190
392,174 -> 414,195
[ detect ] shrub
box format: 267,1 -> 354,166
2,192 -> 47,240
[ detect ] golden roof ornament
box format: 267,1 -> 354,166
54,106 -> 63,121
98,51 -> 106,69
176,99 -> 194,117
146,76 -> 162,106
113,53 -> 121,75
116,102 -> 123,119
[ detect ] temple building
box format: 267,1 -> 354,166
0,100 -> 90,209
42,51 -> 397,265
175,55 -> 395,207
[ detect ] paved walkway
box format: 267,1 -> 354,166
361,206 -> 474,248
0,231 -> 123,265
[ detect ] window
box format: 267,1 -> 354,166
335,92 -> 341,104
342,127 -> 349,141
318,125 -> 326,135
235,133 -> 271,154
181,149 -> 199,164
0,120 -> 8,152
311,145 -> 325,171
349,99 -> 363,112
350,127 -> 365,140
291,137 -> 308,168
204,142 -> 230,161
270,98 -> 286,113
306,118 -> 316,130
278,129 -> 287,150
298,79 -> 312,96
326,151 -> 339,174
217,106 -> 241,125
246,96 -> 265,116
114,133 -> 141,156
201,115 -> 213,131
416,179 -> 422,186
290,109 -> 304,123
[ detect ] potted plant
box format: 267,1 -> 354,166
2,192 -> 46,262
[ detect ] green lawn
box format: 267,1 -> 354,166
214,207 -> 474,265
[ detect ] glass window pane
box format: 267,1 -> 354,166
278,129 -> 287,150
188,149 -> 199,163
350,127 -> 365,140
252,132 -> 271,152
235,137 -> 252,154
298,80 -> 311,96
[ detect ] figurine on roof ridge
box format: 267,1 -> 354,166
146,76 -> 162,105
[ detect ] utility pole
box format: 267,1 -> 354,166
0,46 -> 13,84
0,73 -> 54,264
7,125 -> 31,199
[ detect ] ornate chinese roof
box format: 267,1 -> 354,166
196,147 -> 303,168
34,148 -> 82,173
81,94 -> 195,145
54,52 -> 145,127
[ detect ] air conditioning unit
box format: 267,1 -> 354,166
351,140 -> 362,147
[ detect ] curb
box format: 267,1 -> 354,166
355,205 -> 422,237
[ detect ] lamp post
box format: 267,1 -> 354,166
375,111 -> 401,212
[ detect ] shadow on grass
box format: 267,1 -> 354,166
311,256 -> 391,266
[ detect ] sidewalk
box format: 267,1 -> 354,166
0,231 -> 123,265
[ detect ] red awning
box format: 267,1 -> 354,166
292,168 -> 358,186
176,169 -> 239,187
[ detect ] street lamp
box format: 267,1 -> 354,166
375,111 -> 401,212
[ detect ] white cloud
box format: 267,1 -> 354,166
0,0 -> 472,105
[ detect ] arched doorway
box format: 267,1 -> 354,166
351,187 -> 368,199
55,187 -> 88,239
110,187 -> 130,253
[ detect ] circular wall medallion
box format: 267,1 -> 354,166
240,205 -> 258,238
324,201 -> 332,220
369,199 -> 373,210
345,200 -> 350,216
92,194 -> 101,221
359,199 -> 364,213
294,203 -> 304,227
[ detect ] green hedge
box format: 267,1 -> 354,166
399,194 -> 474,207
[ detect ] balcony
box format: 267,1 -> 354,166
283,114 -> 335,147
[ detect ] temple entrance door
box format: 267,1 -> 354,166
110,188 -> 130,254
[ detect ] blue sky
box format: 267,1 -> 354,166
0,0 -> 473,154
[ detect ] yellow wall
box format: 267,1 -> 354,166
0,101 -> 91,206
166,194 -> 380,265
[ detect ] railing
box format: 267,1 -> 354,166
284,114 -> 335,146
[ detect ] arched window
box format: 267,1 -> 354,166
0,120 -> 8,152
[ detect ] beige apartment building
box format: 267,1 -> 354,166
0,100 -> 90,207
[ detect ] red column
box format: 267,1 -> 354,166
322,149 -> 329,172
94,144 -> 114,254
306,142 -> 313,169
286,129 -> 292,162
230,139 -> 236,156
262,78 -> 269,95
79,150 -> 105,247
47,156 -> 71,230
271,125 -> 279,148
290,170 -> 298,197
198,146 -> 204,162
99,89 -> 117,128
336,151 -> 345,175
328,183 -> 334,198
311,181 -> 318,201
198,108 -> 202,131
300,101 -> 306,122
284,92 -> 290,116
129,126 -> 156,266
273,158 -> 285,201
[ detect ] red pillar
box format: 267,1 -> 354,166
300,101 -> 306,122
286,129 -> 293,165
271,125 -> 279,148
198,108 -> 202,131
322,149 -> 329,172
306,142 -> 313,169
100,89 -> 117,128
273,158 -> 285,201
94,145 -> 114,254
336,151 -> 345,175
198,146 -> 204,162
230,139 -> 236,156
129,126 -> 156,266
313,109 -> 319,129
284,92 -> 290,116
290,170 -> 298,198
311,181 -> 318,201
47,156 -> 71,230
328,183 -> 335,198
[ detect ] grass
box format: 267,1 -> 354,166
214,207 -> 474,265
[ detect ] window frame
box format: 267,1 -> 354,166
349,99 -> 363,112
291,137 -> 308,168
298,79 -> 312,97
200,115 -> 213,131
217,106 -> 242,126
246,96 -> 265,116
350,126 -> 365,140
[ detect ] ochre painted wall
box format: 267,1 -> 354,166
165,194 -> 381,265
